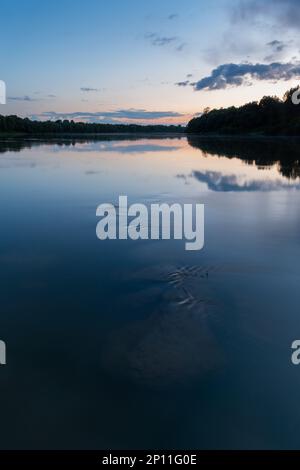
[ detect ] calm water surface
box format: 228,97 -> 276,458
0,136 -> 300,449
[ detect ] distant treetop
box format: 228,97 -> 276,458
187,87 -> 300,136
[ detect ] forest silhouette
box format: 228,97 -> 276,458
187,88 -> 300,135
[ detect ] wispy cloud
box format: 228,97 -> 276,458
30,109 -> 186,124
145,32 -> 178,47
175,80 -> 190,87
264,40 -> 290,61
80,87 -> 100,92
267,40 -> 287,52
8,95 -> 37,102
232,0 -> 300,29
8,93 -> 56,102
176,42 -> 186,52
168,13 -> 178,20
145,32 -> 187,53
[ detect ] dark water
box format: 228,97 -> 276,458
0,136 -> 300,449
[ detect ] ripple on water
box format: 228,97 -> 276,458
101,264 -> 223,389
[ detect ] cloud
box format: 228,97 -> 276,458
192,170 -> 300,192
267,40 -> 287,53
175,80 -> 190,87
191,171 -> 300,192
145,33 -> 177,47
98,144 -> 180,154
232,0 -> 300,29
176,42 -> 186,52
192,61 -> 300,90
145,32 -> 186,53
80,87 -> 100,92
8,93 -> 56,101
8,95 -> 37,102
264,40 -> 290,61
57,142 -> 180,154
31,109 -> 185,124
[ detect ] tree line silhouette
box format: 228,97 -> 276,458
187,88 -> 300,135
0,115 -> 184,134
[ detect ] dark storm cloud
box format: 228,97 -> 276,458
192,62 -> 300,91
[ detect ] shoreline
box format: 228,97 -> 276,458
1,132 -> 300,140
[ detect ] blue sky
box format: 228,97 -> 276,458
1,0 -> 300,124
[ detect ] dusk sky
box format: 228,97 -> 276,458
2,0 -> 300,125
